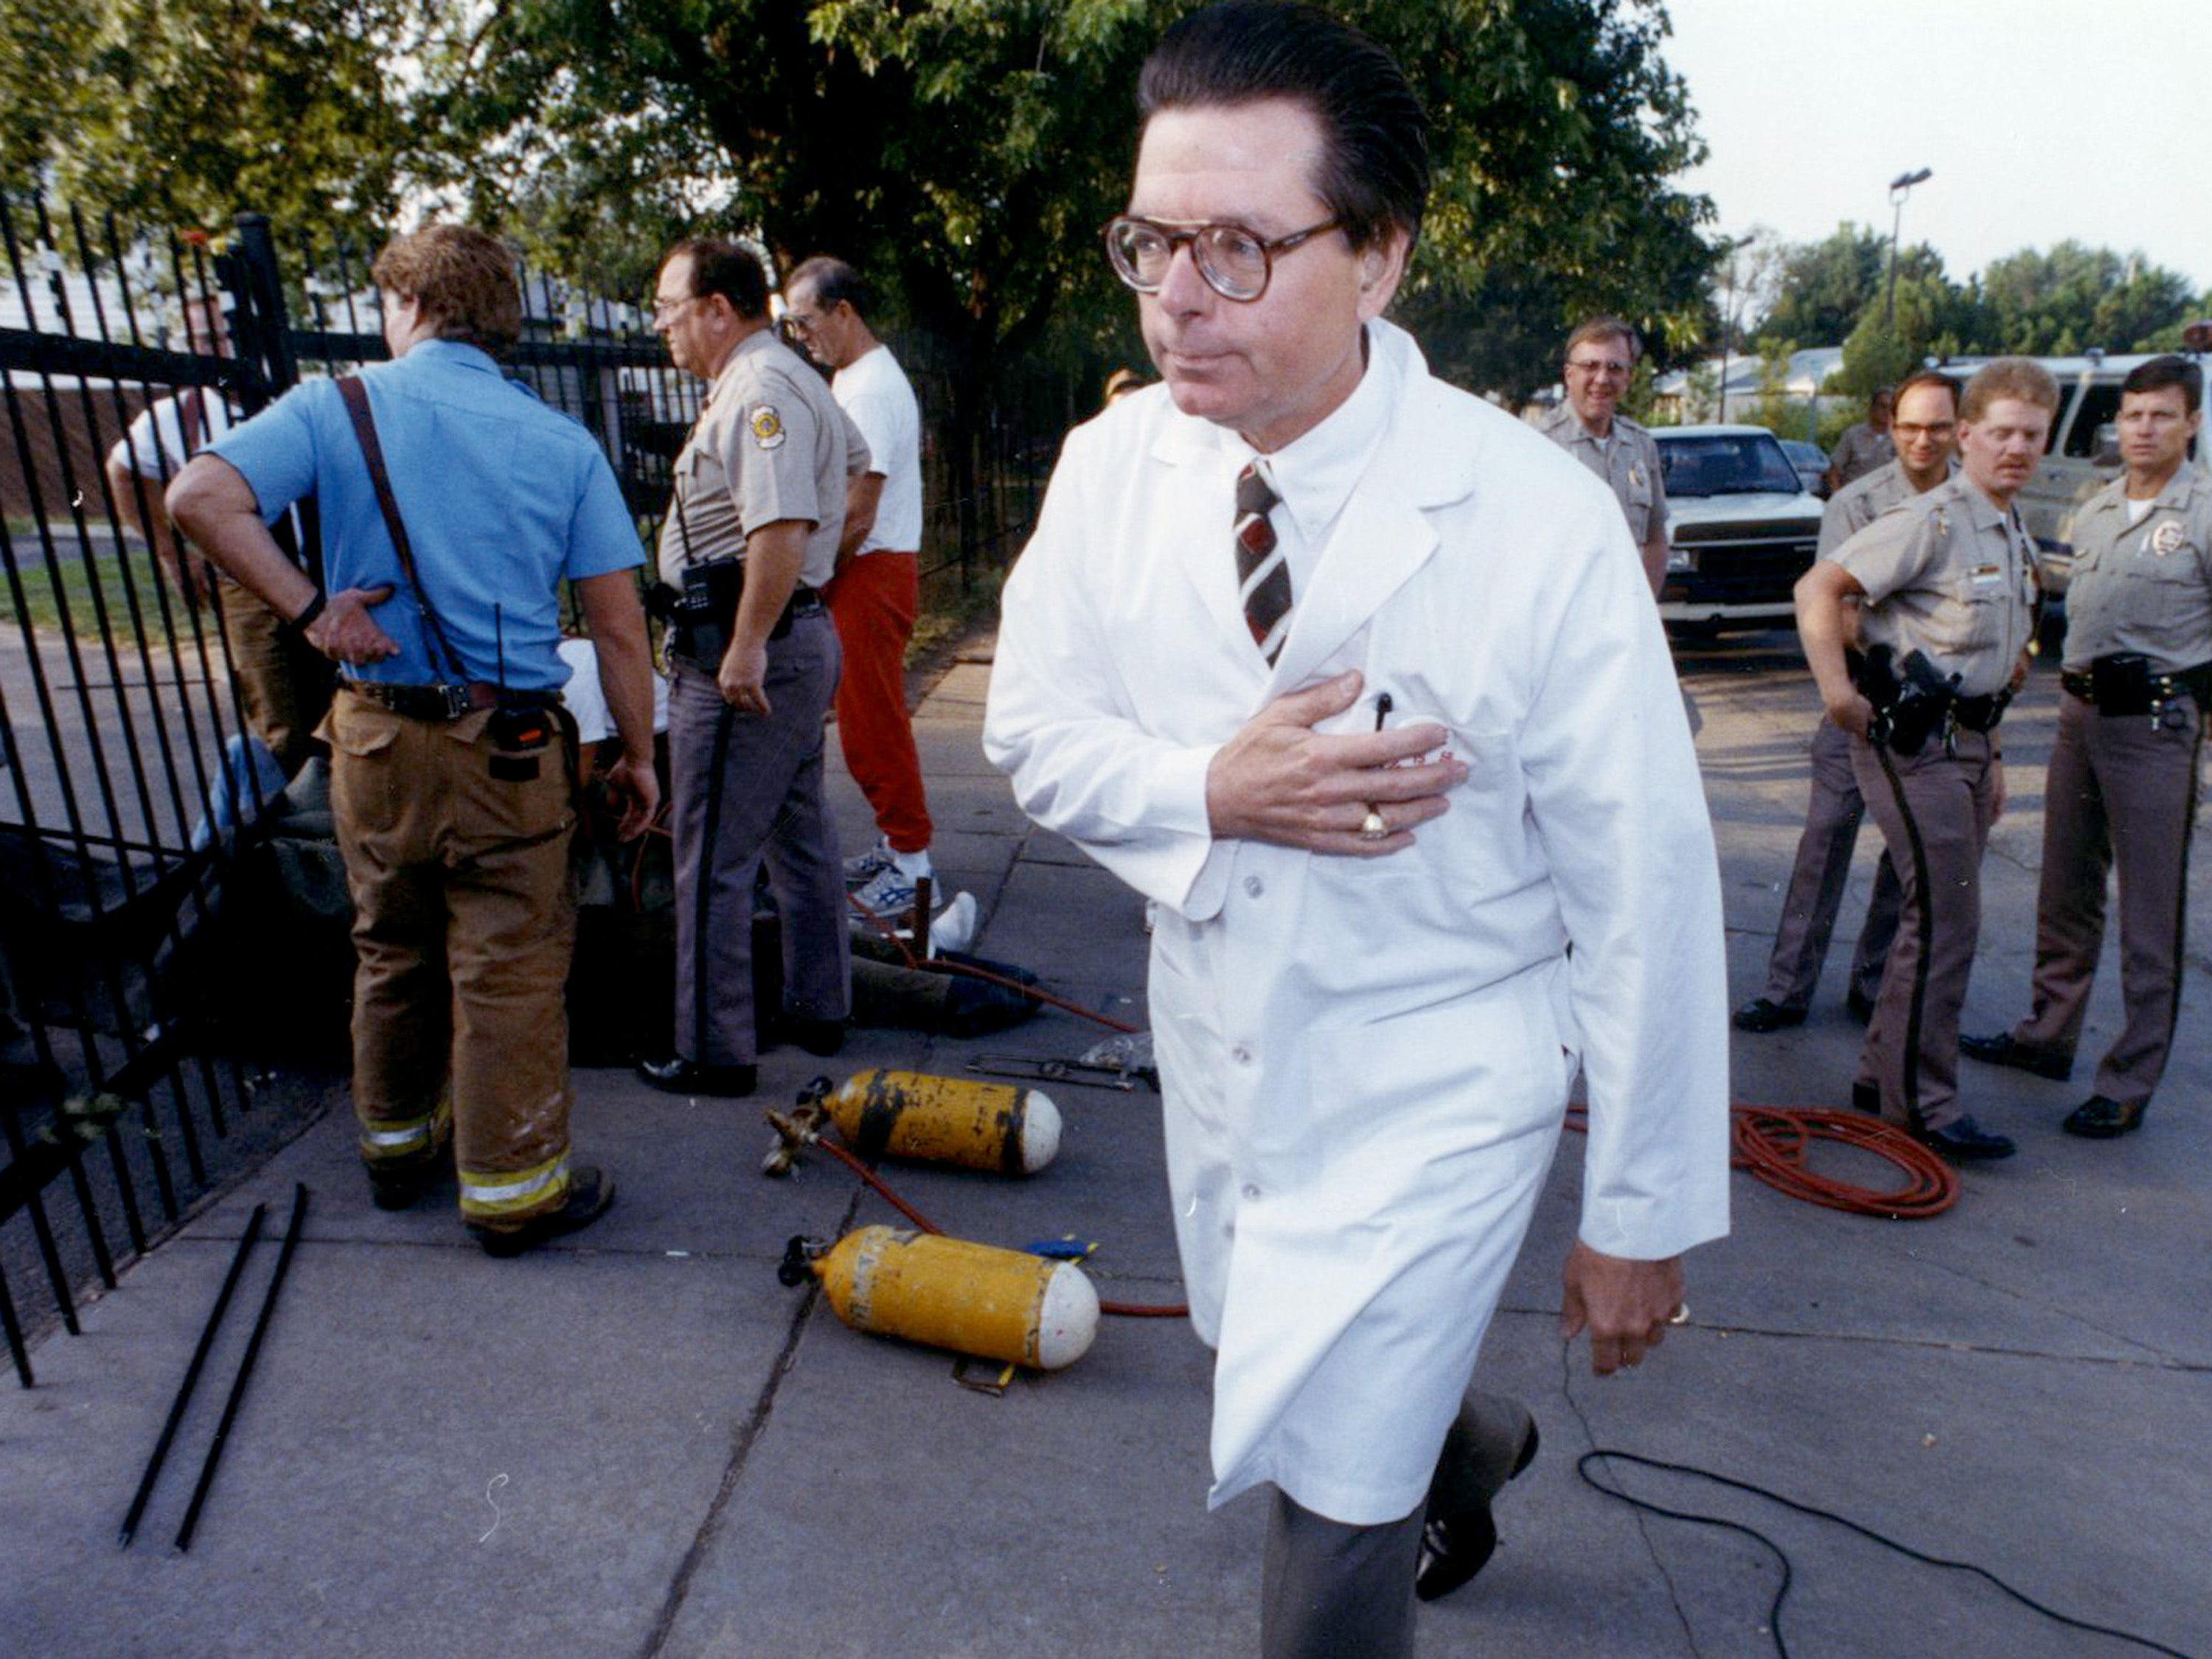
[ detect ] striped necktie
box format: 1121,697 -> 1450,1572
1234,462 -> 1293,664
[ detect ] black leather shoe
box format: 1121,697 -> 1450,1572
1910,1116 -> 2016,1161
1846,984 -> 1877,1025
773,1012 -> 847,1058
2062,1095 -> 2146,1139
470,1166 -> 615,1257
1732,997 -> 1806,1033
636,1056 -> 757,1097
1958,1032 -> 2070,1082
1415,1419 -> 1540,1602
1849,1081 -> 1882,1116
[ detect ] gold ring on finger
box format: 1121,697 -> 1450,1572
1359,807 -> 1388,842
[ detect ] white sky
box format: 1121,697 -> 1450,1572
1660,0 -> 2212,296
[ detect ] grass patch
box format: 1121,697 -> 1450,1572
908,563 -> 1002,666
0,543 -> 140,635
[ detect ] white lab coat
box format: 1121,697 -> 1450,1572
983,321 -> 1730,1526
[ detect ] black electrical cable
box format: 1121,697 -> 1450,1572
1562,1349 -> 2197,1658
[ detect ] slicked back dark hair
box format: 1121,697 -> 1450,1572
664,237 -> 771,321
1136,0 -> 1428,254
1893,369 -> 1961,414
2122,354 -> 2203,414
787,255 -> 873,323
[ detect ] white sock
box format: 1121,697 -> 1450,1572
891,847 -> 933,881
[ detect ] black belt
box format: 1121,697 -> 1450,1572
672,586 -> 823,669
1951,692 -> 2006,733
345,680 -> 563,723
2061,655 -> 2212,717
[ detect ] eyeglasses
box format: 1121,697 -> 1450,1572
1565,358 -> 1632,378
1102,215 -> 1345,303
650,293 -> 698,322
784,307 -> 827,338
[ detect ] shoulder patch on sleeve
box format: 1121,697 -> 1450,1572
749,405 -> 786,450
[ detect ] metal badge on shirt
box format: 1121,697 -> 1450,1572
2150,519 -> 2185,556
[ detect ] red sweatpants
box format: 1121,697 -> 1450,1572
822,549 -> 932,852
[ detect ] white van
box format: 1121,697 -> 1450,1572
1930,334 -> 2208,603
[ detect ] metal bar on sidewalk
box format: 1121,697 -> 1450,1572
173,1182 -> 307,1552
118,1201 -> 266,1548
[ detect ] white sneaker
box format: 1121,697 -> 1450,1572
851,863 -> 944,919
843,837 -> 895,888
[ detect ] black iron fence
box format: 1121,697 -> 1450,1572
0,199 -> 1068,1385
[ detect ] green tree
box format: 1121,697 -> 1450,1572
1756,225 -> 1887,348
1,0 -> 428,243
1975,242 -> 2197,355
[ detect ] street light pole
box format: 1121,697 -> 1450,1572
1884,167 -> 1932,329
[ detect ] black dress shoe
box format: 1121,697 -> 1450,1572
2062,1095 -> 2146,1139
1910,1116 -> 2016,1162
1846,984 -> 1877,1025
469,1166 -> 616,1257
1958,1032 -> 2071,1082
636,1056 -> 757,1098
1732,997 -> 1806,1033
774,1012 -> 847,1058
1415,1419 -> 1540,1602
1849,1080 -> 1882,1116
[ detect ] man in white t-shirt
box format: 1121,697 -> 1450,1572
784,257 -> 937,918
104,293 -> 328,772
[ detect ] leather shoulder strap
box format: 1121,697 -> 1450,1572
336,375 -> 463,680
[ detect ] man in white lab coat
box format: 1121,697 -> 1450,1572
981,4 -> 1730,1654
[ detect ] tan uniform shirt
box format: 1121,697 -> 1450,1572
1830,471 -> 2036,699
1828,422 -> 1893,488
1537,404 -> 1668,547
657,327 -> 869,588
2058,467 -> 2212,674
1818,457 -> 1955,557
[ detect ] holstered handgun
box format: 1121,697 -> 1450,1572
1854,644 -> 1958,756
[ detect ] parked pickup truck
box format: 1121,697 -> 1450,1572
1653,424 -> 1826,631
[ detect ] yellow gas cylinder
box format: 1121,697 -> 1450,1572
825,1069 -> 1061,1175
790,1225 -> 1099,1370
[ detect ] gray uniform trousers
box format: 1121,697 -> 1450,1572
1262,1389 -> 1532,1659
667,611 -> 849,1068
2010,692 -> 2204,1105
1850,728 -> 1998,1132
1760,716 -> 1903,1012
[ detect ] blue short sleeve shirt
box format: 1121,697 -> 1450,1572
209,339 -> 641,691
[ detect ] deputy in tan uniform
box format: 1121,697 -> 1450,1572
636,237 -> 866,1100
1795,358 -> 2056,1162
1736,372 -> 1959,1032
1538,317 -> 1669,595
1825,385 -> 1896,494
1963,355 -> 2209,1138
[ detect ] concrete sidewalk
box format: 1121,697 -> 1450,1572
4,636 -> 2208,1658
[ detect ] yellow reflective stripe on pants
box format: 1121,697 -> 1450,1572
358,1096 -> 451,1165
459,1152 -> 570,1220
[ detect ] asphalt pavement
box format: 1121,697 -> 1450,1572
3,628 -> 2207,1659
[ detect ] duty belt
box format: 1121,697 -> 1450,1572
2060,655 -> 2212,718
671,585 -> 824,670
344,680 -> 563,723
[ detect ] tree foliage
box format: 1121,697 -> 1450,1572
1,0 -> 426,241
1749,223 -> 2205,394
8,0 -> 1722,406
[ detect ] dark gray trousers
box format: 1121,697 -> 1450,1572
667,612 -> 848,1067
1260,1390 -> 1531,1659
2014,692 -> 2203,1105
1761,716 -> 1902,1011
